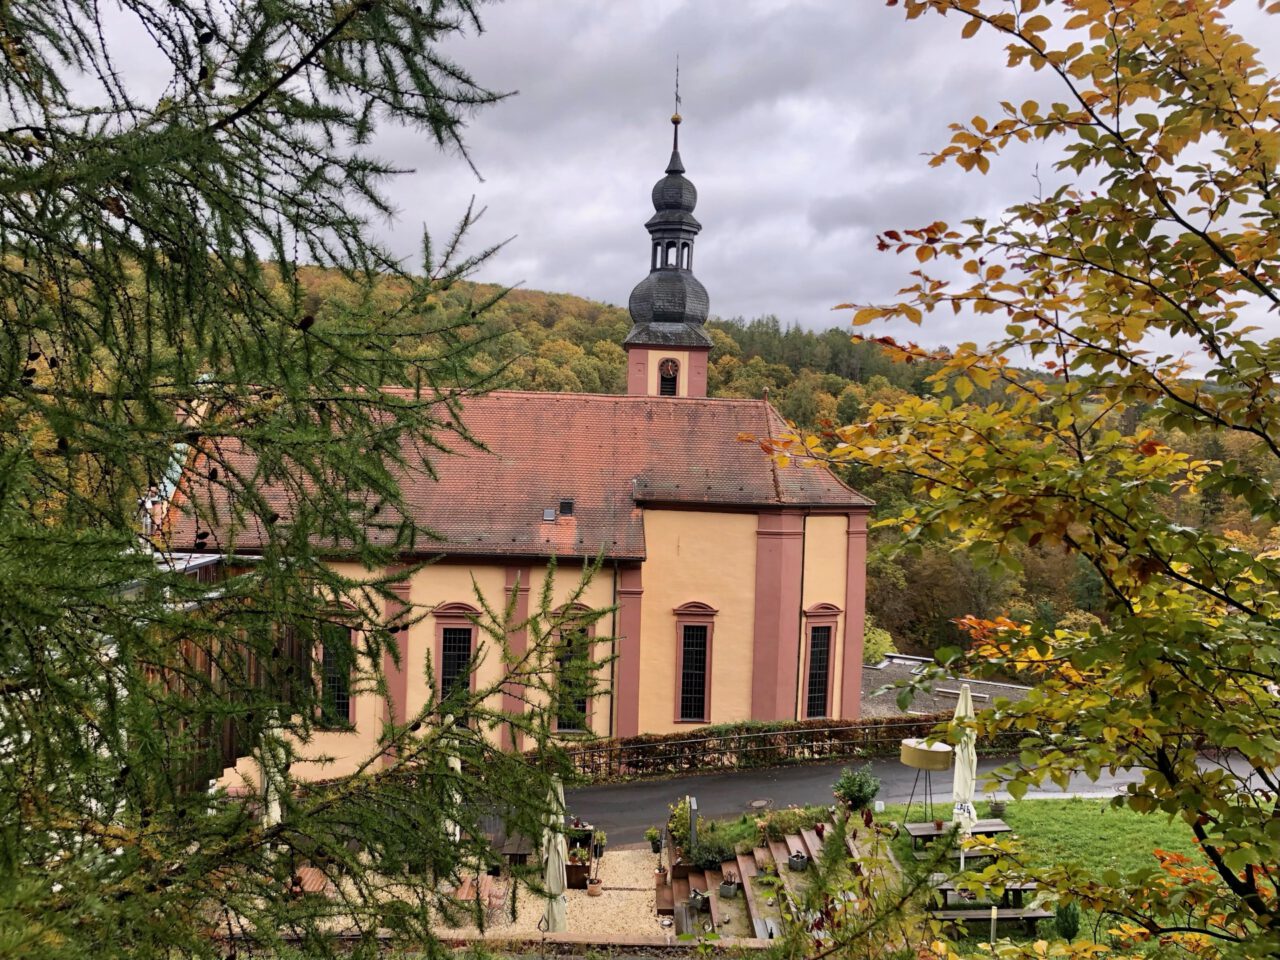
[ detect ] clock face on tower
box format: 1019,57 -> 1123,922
659,358 -> 679,378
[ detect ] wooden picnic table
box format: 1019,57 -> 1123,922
904,818 -> 1011,850
929,873 -> 1037,908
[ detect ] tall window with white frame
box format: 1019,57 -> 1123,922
674,603 -> 716,723
679,624 -> 708,722
319,622 -> 354,728
555,617 -> 591,732
806,625 -> 832,719
440,626 -> 472,703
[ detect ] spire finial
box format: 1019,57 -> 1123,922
671,55 -> 682,151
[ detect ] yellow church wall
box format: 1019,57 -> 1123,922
799,514 -> 849,717
645,349 -> 690,396
515,564 -> 618,738
221,558 -> 625,789
219,506 -> 856,789
400,562 -> 506,723
637,509 -> 758,734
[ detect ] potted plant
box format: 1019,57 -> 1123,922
689,888 -> 709,913
814,822 -> 825,841
989,798 -> 1007,818
592,830 -> 607,860
933,817 -> 945,832
654,860 -> 668,884
787,851 -> 809,872
645,827 -> 662,854
719,871 -> 739,899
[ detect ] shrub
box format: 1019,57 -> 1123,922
862,616 -> 898,664
1055,901 -> 1081,941
689,833 -> 736,870
755,806 -> 830,842
833,765 -> 880,811
668,797 -> 704,852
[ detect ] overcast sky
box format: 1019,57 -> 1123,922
365,0 -> 1279,350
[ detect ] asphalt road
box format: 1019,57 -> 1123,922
566,753 -> 1252,845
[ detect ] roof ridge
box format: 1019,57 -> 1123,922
763,400 -> 785,502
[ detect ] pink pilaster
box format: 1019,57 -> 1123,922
686,347 -> 709,398
501,565 -> 532,751
839,511 -> 869,718
382,573 -> 411,768
626,348 -> 649,395
750,510 -> 805,721
615,565 -> 644,738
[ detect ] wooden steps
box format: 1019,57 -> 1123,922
655,873 -> 674,916
702,869 -> 723,926
800,827 -> 824,861
767,839 -> 791,867
672,874 -> 690,906
752,846 -> 771,872
686,870 -> 717,928
732,860 -> 757,936
784,834 -> 807,861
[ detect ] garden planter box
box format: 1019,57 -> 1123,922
671,859 -> 690,880
566,863 -> 590,890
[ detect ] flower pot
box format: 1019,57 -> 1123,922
989,800 -> 1007,818
814,823 -> 825,840
689,889 -> 709,913
719,881 -> 738,899
933,820 -> 945,832
654,867 -> 668,886
649,839 -> 662,853
586,878 -> 603,897
592,842 -> 604,859
788,852 -> 809,873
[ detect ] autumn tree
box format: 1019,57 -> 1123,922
769,0 -> 1280,955
0,3 -> 606,958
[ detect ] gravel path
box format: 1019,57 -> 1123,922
441,849 -> 665,939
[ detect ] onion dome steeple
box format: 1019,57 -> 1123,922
624,112 -> 712,350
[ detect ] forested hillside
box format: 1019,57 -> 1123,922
301,272 -> 1277,659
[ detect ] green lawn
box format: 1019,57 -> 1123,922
881,797 -> 1198,879
695,797 -> 1204,949
1002,797 -> 1199,876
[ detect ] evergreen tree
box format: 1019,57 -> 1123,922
0,3 -> 597,957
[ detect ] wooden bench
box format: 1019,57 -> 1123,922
914,842 -> 1001,862
931,906 -> 1052,935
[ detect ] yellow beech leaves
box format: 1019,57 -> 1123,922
768,1 -> 1280,955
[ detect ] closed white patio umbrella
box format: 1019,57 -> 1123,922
951,684 -> 978,869
542,777 -> 568,933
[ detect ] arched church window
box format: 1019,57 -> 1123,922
652,243 -> 660,271
659,358 -> 679,396
665,240 -> 677,267
681,243 -> 690,268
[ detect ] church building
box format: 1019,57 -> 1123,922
190,114 -> 873,780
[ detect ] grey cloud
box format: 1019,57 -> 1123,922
360,0 -> 1280,347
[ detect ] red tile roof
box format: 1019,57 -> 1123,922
172,390 -> 871,561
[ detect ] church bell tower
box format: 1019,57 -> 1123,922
623,111 -> 711,398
